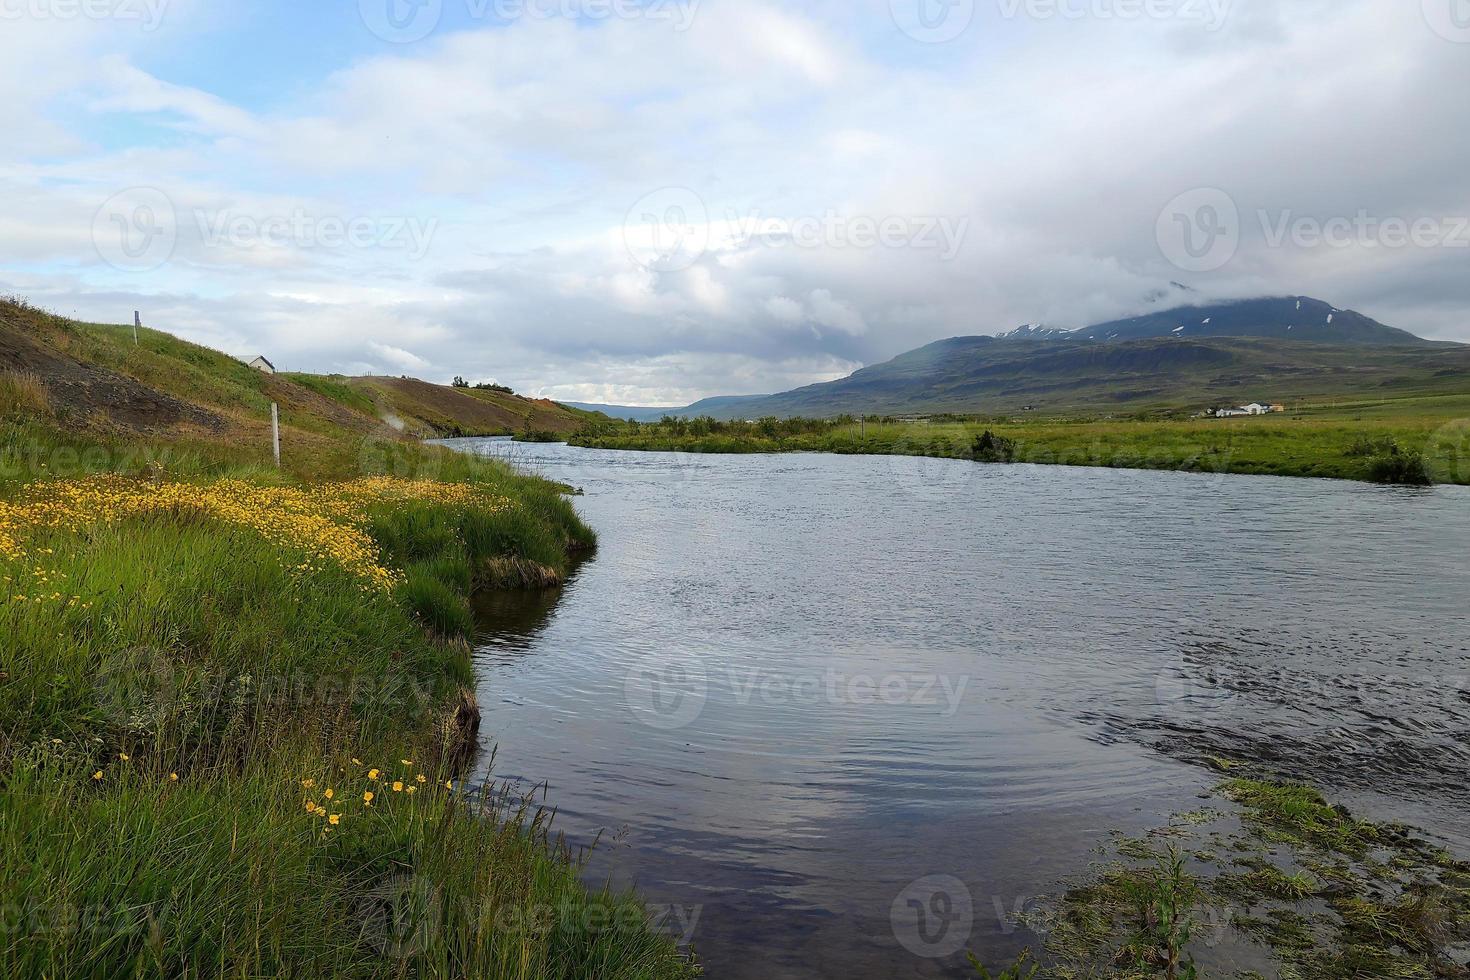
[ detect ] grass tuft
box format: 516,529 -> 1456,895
0,371 -> 50,418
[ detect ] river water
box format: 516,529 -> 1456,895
441,438 -> 1470,978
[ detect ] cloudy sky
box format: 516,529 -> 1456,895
3,0 -> 1468,405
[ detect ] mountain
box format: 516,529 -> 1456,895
1065,296 -> 1433,347
632,297 -> 1467,420
998,323 -> 1071,340
672,394 -> 773,419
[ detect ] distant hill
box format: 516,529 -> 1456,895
565,395 -> 779,422
611,297 -> 1467,420
358,377 -> 593,437
562,402 -> 691,423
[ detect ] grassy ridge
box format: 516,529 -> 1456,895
0,296 -> 598,446
0,301 -> 696,979
569,395 -> 1470,485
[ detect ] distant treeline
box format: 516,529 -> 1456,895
451,377 -> 514,394
582,415 -> 853,438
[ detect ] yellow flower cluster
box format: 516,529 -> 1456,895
0,501 -> 20,564
0,476 -> 511,592
302,756 -> 448,833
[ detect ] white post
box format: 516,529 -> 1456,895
271,403 -> 281,468
133,311 -> 141,345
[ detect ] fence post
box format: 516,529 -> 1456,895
271,403 -> 281,468
133,311 -> 141,345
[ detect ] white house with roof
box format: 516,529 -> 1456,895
1213,402 -> 1281,418
247,356 -> 276,375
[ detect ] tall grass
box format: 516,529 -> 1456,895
0,371 -> 50,418
0,458 -> 697,978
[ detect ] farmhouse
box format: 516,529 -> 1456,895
247,356 -> 277,375
1212,402 -> 1282,418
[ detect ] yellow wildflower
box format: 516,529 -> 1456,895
415,774 -> 427,784
405,786 -> 416,796
323,788 -> 334,799
0,477 -> 507,591
392,781 -> 403,792
301,778 -> 315,789
92,771 -> 103,781
368,768 -> 380,780
363,791 -> 374,804
118,753 -> 129,761
169,773 -> 179,782
329,814 -> 341,826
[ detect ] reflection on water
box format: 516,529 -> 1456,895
441,438 -> 1470,979
470,553 -> 591,653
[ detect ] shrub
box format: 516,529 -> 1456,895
1366,451 -> 1430,486
1345,434 -> 1398,458
972,430 -> 1017,463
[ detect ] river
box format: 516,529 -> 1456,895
440,438 -> 1470,978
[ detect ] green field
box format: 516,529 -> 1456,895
570,394 -> 1470,486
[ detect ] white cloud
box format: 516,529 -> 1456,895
2,0 -> 1468,403
366,341 -> 432,373
806,289 -> 866,337
765,296 -> 803,323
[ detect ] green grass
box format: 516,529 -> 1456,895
1221,778 -> 1380,854
0,465 -> 695,978
0,310 -> 695,980
285,371 -> 382,417
570,399 -> 1470,485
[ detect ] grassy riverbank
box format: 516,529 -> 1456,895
0,301 -> 698,978
570,395 -> 1470,485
